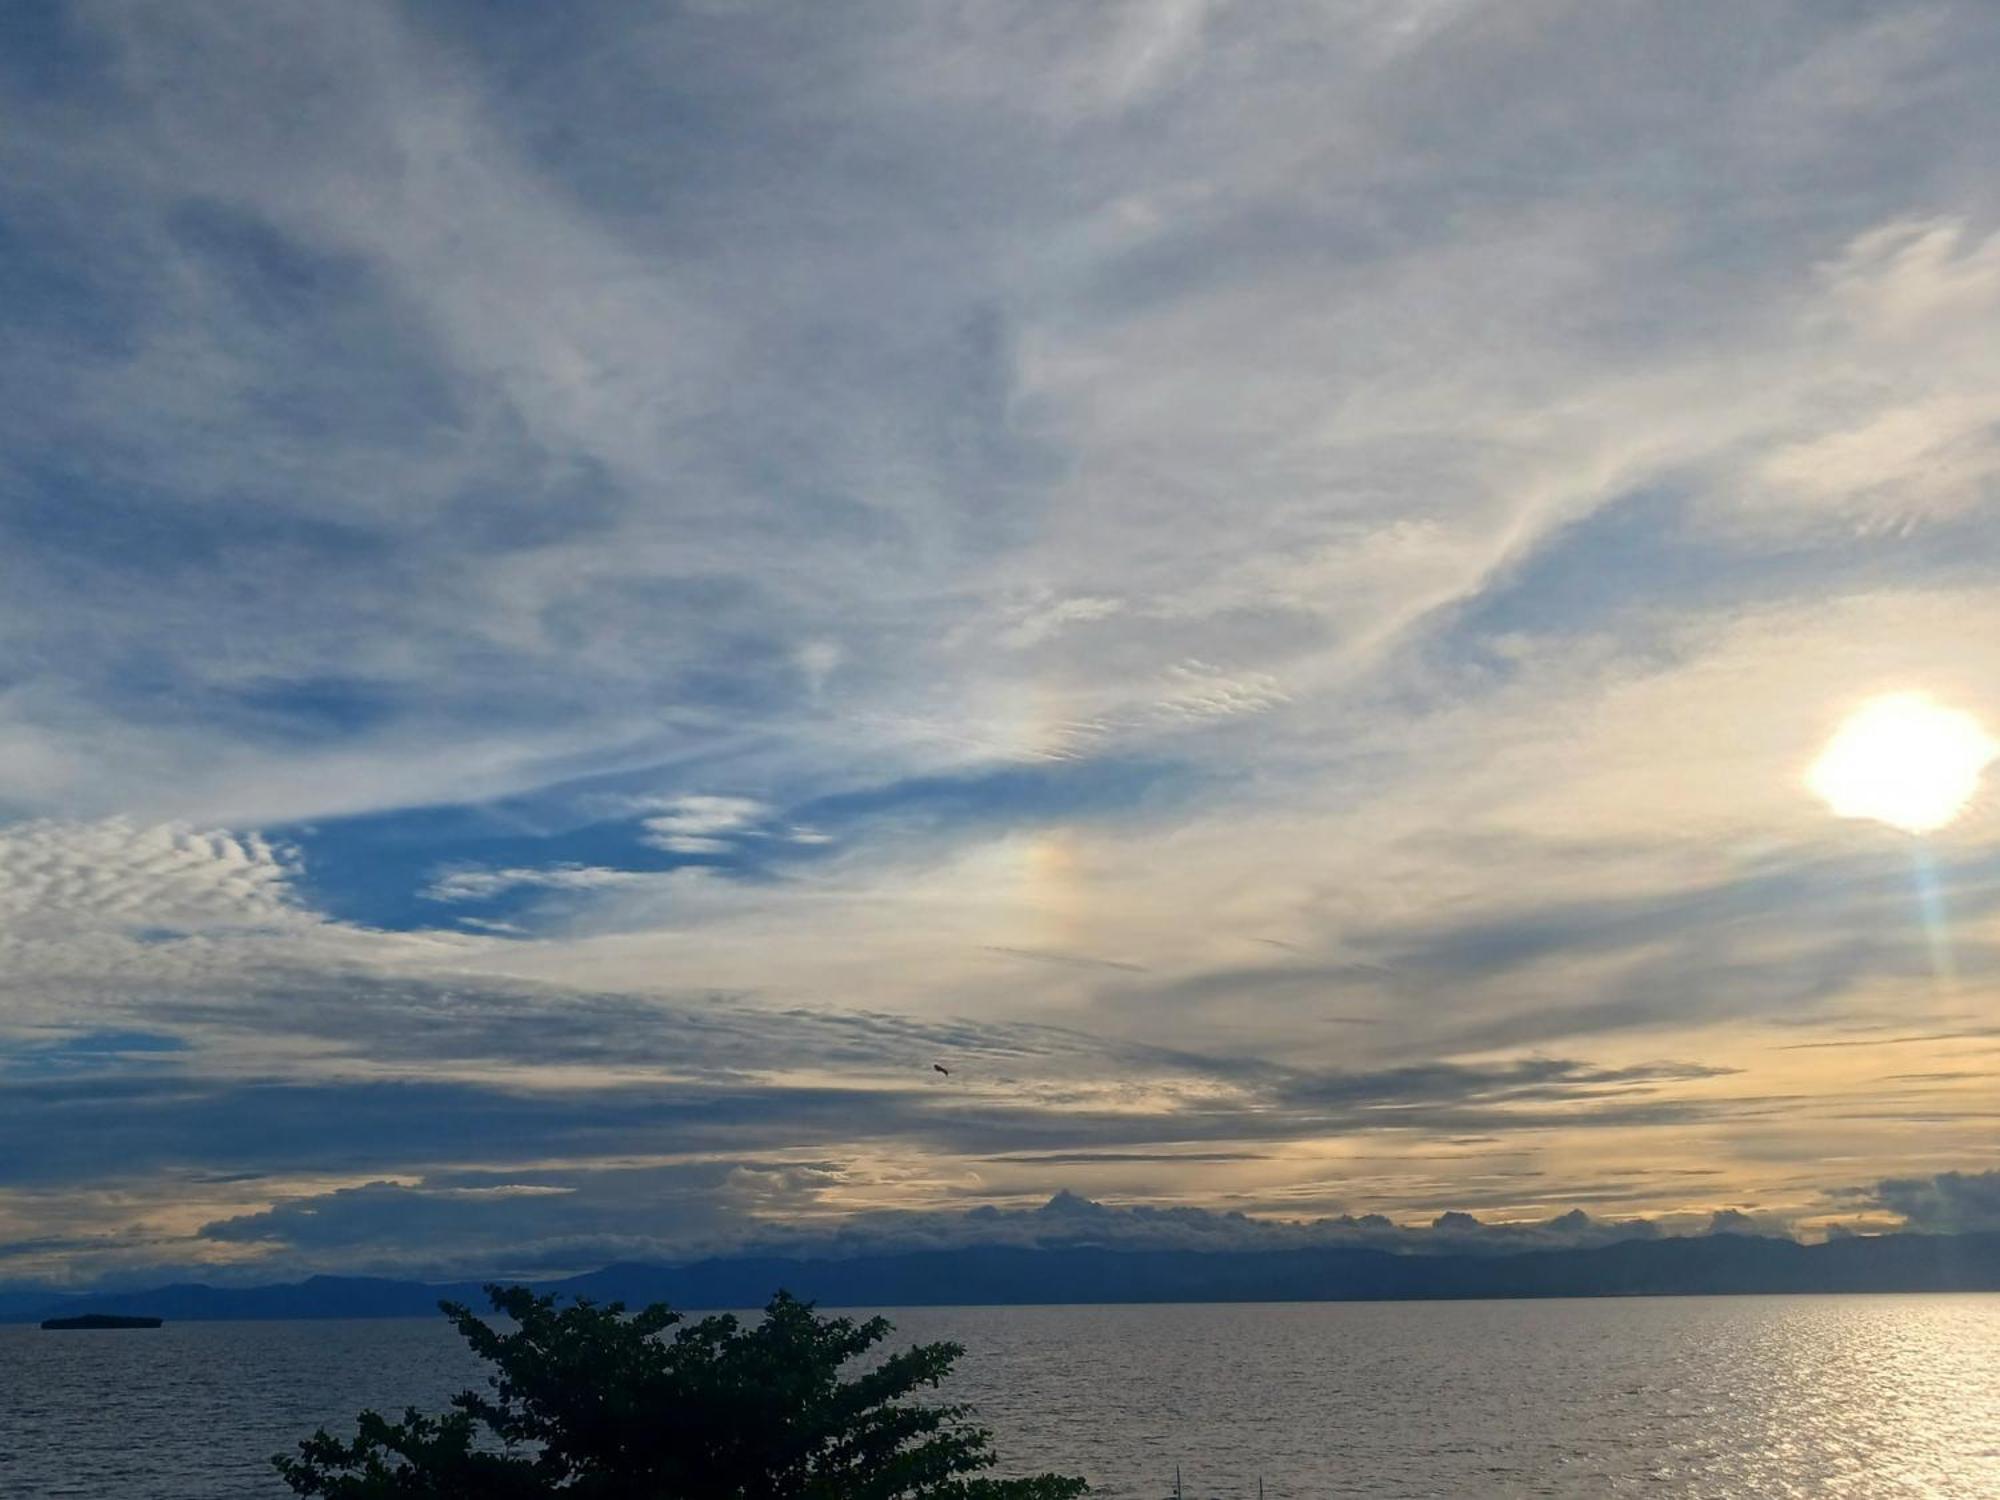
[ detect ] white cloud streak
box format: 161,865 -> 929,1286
3,0 -> 2000,1277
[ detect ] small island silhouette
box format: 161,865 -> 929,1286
41,1313 -> 163,1330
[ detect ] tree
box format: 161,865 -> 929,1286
275,1284 -> 1089,1499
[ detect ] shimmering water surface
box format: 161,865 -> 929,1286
4,1296 -> 2000,1497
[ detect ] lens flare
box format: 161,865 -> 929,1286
1807,693 -> 1997,834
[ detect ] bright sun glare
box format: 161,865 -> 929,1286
1808,693 -> 1999,834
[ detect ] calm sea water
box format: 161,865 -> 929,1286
4,1296 -> 2000,1497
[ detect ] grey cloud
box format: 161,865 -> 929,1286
1853,1169 -> 2000,1233
1268,1058 -> 1735,1113
137,971 -> 1116,1079
8,0 -> 2000,1277
5,0 -> 1997,826
182,1182 -> 1704,1285
1695,1207 -> 1798,1238
1102,837 -> 2000,1058
1359,845 -> 2000,989
0,985 -> 1749,1203
0,1073 -> 942,1245
196,1162 -> 846,1278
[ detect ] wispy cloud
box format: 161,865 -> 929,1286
637,795 -> 772,855
423,864 -> 653,904
3,0 -> 2000,1281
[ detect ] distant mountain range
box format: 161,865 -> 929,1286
8,1230 -> 2000,1324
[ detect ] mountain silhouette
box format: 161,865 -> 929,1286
11,1231 -> 2000,1323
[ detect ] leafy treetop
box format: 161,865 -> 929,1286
275,1283 -> 1089,1499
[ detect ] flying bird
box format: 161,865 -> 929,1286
932,1063 -> 951,1077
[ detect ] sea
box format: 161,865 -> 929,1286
4,1295 -> 2000,1498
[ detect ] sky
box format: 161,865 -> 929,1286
4,0 -> 2000,1287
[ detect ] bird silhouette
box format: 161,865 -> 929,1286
932,1063 -> 951,1077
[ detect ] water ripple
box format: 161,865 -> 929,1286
3,1295 -> 1998,1497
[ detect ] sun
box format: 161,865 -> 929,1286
1808,693 -> 1998,834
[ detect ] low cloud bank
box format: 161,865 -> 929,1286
803,1192 -> 1675,1259
775,1191 -> 1804,1263
175,1180 -> 1802,1285
1849,1169 -> 2000,1234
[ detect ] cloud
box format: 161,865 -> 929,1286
638,795 -> 771,855
0,908 -> 1773,1279
0,819 -> 299,934
822,1192 -> 1684,1260
2,0 -> 1982,832
423,864 -> 651,904
0,819 -> 334,1018
1853,1169 -> 2000,1234
998,594 -> 1127,649
1152,660 -> 1292,723
1820,218 -> 2000,343
188,1181 -> 1686,1280
4,0 -> 2000,1283
194,1164 -> 846,1277
1704,1208 -> 1781,1238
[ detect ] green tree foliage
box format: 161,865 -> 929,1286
275,1284 -> 1089,1499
